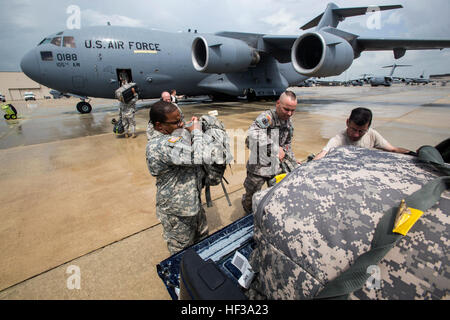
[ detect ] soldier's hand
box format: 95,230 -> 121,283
186,116 -> 201,132
278,147 -> 286,161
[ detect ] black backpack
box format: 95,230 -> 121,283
115,82 -> 138,104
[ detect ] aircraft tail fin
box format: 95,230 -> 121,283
382,64 -> 411,76
300,3 -> 403,30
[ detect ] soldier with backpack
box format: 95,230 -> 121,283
115,82 -> 138,138
146,101 -> 209,254
241,90 -> 301,214
146,102 -> 233,254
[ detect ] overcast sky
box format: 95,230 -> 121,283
1,0 -> 450,80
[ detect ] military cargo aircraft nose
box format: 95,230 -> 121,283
20,49 -> 40,81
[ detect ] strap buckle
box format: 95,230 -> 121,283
393,199 -> 424,236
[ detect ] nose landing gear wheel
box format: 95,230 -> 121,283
76,101 -> 92,114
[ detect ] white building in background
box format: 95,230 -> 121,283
0,72 -> 51,101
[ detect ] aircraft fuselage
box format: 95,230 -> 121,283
21,26 -> 307,100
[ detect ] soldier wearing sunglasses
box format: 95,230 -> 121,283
146,101 -> 208,255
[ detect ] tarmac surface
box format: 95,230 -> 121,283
0,84 -> 449,299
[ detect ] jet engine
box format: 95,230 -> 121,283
192,36 -> 260,74
291,31 -> 354,77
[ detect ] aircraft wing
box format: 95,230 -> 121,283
217,4 -> 450,64
217,31 -> 450,63
215,32 -> 297,52
261,35 -> 297,51
215,31 -> 265,48
194,4 -> 450,84
355,38 -> 450,59
215,32 -> 297,63
356,38 -> 450,51
261,36 -> 298,63
261,36 -> 450,60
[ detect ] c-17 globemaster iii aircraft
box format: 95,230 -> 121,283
368,63 -> 412,87
402,70 -> 431,85
20,3 -> 450,113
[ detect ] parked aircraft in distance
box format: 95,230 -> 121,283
21,3 -> 450,113
297,78 -> 317,87
369,63 -> 411,87
402,71 -> 431,85
360,74 -> 374,83
346,78 -> 364,86
340,74 -> 373,86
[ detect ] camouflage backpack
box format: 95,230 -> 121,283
248,146 -> 449,300
199,115 -> 233,207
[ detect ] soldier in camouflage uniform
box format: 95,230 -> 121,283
118,86 -> 138,138
146,100 -> 208,255
241,90 -> 300,214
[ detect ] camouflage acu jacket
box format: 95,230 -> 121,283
119,94 -> 138,117
246,109 -> 296,177
146,128 -> 205,217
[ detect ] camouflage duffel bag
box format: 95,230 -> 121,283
248,146 -> 449,300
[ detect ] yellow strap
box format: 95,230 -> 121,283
274,173 -> 287,184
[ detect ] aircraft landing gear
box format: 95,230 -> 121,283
76,101 -> 92,114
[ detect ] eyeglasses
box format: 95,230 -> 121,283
163,118 -> 183,125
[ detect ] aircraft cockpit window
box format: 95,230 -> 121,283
63,36 -> 76,48
50,37 -> 62,47
40,51 -> 53,61
38,38 -> 51,46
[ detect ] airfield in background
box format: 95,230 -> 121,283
0,84 -> 449,299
